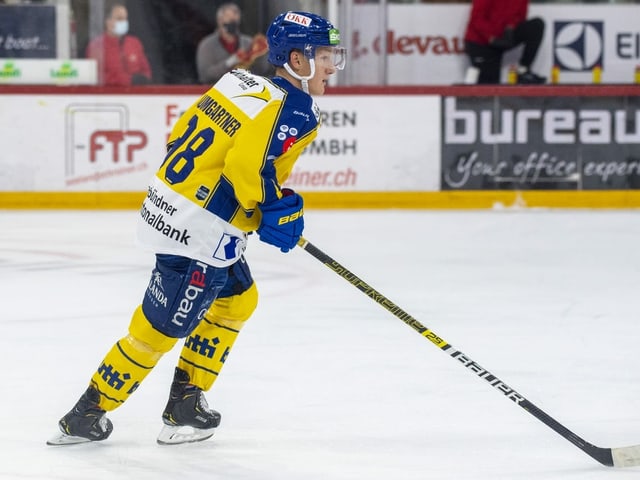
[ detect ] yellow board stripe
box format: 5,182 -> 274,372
2,190 -> 640,209
302,191 -> 640,209
0,191 -> 147,209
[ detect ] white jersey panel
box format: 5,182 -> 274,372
136,177 -> 247,268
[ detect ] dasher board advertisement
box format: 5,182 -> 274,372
350,4 -> 640,85
0,5 -> 56,58
0,93 -> 440,193
441,95 -> 640,190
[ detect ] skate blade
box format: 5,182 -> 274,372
157,424 -> 215,445
46,432 -> 93,446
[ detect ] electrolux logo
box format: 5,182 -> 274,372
553,21 -> 604,71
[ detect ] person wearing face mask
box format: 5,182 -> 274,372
85,2 -> 152,86
195,2 -> 273,85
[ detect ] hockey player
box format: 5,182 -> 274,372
48,11 -> 346,446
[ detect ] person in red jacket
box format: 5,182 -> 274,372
464,0 -> 545,84
86,2 -> 152,86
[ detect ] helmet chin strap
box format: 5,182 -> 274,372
284,59 -> 316,94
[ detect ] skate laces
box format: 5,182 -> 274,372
196,390 -> 213,414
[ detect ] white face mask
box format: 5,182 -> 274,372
113,20 -> 129,36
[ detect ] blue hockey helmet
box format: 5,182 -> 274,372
266,11 -> 346,70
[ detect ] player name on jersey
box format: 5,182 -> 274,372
196,95 -> 242,137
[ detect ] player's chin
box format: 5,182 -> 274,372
314,80 -> 328,95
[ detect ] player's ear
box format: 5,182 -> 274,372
288,50 -> 304,72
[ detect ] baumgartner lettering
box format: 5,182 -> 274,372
140,201 -> 191,245
196,95 -> 241,137
445,97 -> 640,145
172,263 -> 208,327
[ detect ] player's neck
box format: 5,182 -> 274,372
275,68 -> 303,92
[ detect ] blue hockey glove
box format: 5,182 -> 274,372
257,189 -> 304,253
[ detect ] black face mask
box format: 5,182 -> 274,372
223,21 -> 239,35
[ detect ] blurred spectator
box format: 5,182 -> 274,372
85,2 -> 152,86
464,0 -> 546,84
195,2 -> 272,85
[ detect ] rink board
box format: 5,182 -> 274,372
2,85 -> 640,209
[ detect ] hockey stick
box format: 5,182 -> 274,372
296,236 -> 640,468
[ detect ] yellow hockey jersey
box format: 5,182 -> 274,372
137,69 -> 321,267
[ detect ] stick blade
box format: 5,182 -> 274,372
612,445 -> 640,468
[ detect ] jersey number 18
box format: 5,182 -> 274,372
163,114 -> 214,185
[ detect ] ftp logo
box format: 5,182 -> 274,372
65,103 -> 150,178
90,130 -> 147,163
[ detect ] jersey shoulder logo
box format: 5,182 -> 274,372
232,86 -> 272,103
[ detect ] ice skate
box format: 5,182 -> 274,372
47,386 -> 113,445
157,368 -> 221,445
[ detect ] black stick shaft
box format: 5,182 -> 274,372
297,237 -> 614,467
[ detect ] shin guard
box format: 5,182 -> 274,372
91,305 -> 178,411
178,283 -> 258,391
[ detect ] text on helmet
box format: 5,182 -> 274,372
285,12 -> 312,27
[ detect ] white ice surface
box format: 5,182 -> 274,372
1,208 -> 639,479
